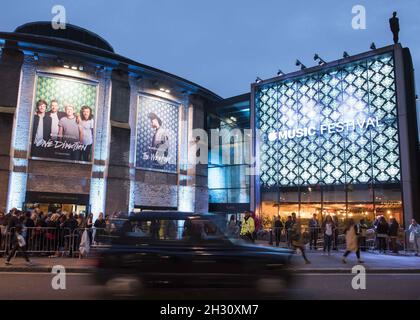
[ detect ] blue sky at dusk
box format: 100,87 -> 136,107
1,0 -> 419,99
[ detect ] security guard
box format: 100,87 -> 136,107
240,210 -> 255,243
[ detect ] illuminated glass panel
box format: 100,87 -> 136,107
256,53 -> 400,187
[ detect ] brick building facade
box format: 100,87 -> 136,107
0,22 -> 220,218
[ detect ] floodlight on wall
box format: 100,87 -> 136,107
159,87 -> 171,93
370,42 -> 377,50
343,51 -> 350,58
313,53 -> 326,65
277,69 -> 285,76
59,59 -> 84,71
295,59 -> 306,70
255,77 -> 263,83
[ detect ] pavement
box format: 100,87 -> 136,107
256,240 -> 420,273
0,247 -> 419,273
0,255 -> 96,273
289,250 -> 420,273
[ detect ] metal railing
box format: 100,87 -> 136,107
0,227 -> 114,257
260,226 -> 413,254
1,225 -> 418,257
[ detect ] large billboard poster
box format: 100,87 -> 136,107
30,75 -> 97,163
135,95 -> 179,172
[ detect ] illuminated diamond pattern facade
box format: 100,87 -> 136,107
256,53 -> 400,187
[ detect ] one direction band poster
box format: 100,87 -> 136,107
30,75 -> 97,163
136,95 -> 179,173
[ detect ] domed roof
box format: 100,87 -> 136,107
15,21 -> 114,53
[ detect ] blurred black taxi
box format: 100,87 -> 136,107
94,211 -> 294,298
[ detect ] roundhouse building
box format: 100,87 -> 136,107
1,22 -> 419,228
0,22 -> 220,217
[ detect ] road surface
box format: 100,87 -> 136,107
0,272 -> 419,300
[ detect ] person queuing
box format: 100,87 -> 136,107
376,216 -> 389,253
321,215 -> 335,256
357,218 -> 368,252
388,218 -> 400,254
332,215 -> 340,250
273,215 -> 283,247
284,215 -> 293,248
308,213 -> 319,250
227,215 -> 239,238
251,211 -> 261,242
2,209 -> 115,260
408,219 -> 420,256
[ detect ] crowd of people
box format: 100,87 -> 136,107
2,206 -> 419,266
0,207 -> 113,265
227,211 -> 420,264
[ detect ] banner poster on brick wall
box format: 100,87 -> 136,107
135,95 -> 179,173
30,75 -> 98,163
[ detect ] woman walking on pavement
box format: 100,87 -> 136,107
342,219 -> 364,264
290,213 -> 311,264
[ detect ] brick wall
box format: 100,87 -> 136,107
27,160 -> 91,194
0,113 -> 13,210
105,125 -> 131,213
134,170 -> 178,208
0,47 -> 23,108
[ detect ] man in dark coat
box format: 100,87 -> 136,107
273,215 -> 283,247
389,218 -> 400,254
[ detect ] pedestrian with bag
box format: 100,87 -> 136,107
408,219 -> 420,256
4,225 -> 33,266
342,219 -> 364,264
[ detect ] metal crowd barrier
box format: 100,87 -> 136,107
0,227 -> 114,257
0,227 -> 72,256
261,226 -> 410,253
67,227 -> 117,257
1,225 -> 416,256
